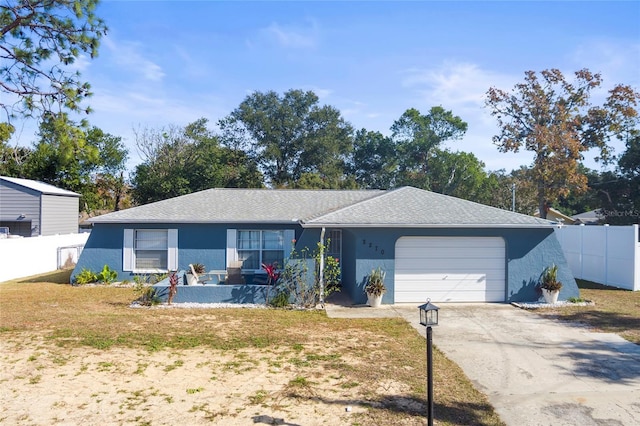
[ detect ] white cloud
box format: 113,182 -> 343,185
569,40 -> 640,88
401,62 -> 518,111
260,20 -> 319,49
70,54 -> 91,72
103,37 -> 165,82
398,61 -> 534,171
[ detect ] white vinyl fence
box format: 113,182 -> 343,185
554,224 -> 639,291
0,233 -> 89,283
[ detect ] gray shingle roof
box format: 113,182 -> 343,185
305,186 -> 552,227
89,188 -> 381,224
90,186 -> 553,228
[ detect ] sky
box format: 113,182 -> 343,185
8,0 -> 640,175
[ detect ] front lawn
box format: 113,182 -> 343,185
0,270 -> 504,425
535,279 -> 640,345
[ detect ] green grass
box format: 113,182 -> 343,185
0,273 -> 505,425
535,279 -> 640,344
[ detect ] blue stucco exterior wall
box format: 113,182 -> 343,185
338,227 -> 578,304
72,223 -> 304,283
74,221 -> 577,305
154,283 -> 271,304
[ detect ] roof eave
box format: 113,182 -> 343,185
301,222 -> 557,228
89,219 -> 302,225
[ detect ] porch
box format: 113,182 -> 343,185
152,270 -> 272,304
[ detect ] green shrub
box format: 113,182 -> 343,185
74,268 -> 98,285
269,290 -> 290,308
278,241 -> 341,308
97,265 -> 118,284
135,286 -> 161,306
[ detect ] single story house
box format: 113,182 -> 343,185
0,176 -> 80,237
72,186 -> 578,304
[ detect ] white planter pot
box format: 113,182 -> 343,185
367,293 -> 383,307
186,273 -> 198,286
542,288 -> 560,304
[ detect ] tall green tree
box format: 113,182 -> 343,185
391,106 -> 468,189
349,129 -> 397,189
132,118 -> 262,205
485,68 -> 640,219
25,113 -> 127,211
85,126 -> 129,211
1,0 -> 107,122
0,122 -> 31,176
218,89 -> 354,188
428,149 -> 490,201
598,130 -> 640,224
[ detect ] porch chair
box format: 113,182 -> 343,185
225,260 -> 245,284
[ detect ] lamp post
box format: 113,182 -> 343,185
418,299 -> 439,426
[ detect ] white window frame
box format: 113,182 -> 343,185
227,229 -> 294,272
124,228 -> 178,273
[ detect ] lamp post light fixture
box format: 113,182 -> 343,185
418,299 -> 439,426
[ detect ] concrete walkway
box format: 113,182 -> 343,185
325,295 -> 640,426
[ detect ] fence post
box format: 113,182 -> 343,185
635,225 -> 639,291
604,224 -> 609,286
579,224 -> 585,279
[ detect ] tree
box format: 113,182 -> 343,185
348,129 -> 397,189
131,118 -> 262,205
0,121 -> 32,176
486,68 -> 640,219
1,0 -> 106,122
26,113 -> 98,192
428,149 -> 491,202
25,113 -> 128,211
391,107 -> 468,189
85,126 -> 129,210
218,89 -> 354,188
596,130 -> 640,224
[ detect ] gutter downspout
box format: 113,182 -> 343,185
319,227 -> 326,306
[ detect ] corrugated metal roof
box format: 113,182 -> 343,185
0,176 -> 80,197
89,186 -> 553,228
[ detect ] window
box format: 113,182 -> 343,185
124,229 -> 177,272
237,230 -> 284,270
135,230 -> 168,269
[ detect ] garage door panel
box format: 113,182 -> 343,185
396,273 -> 488,283
396,237 -> 504,249
395,290 -> 505,303
395,265 -> 504,273
395,237 -> 505,303
396,248 -> 504,260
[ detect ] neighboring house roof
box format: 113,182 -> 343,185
90,187 -> 553,228
533,206 -> 576,225
571,209 -> 603,225
0,176 -> 80,197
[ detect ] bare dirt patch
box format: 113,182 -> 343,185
0,275 -> 504,425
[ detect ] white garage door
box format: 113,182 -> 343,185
395,237 -> 506,303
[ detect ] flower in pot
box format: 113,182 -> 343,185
539,264 -> 562,304
364,267 -> 386,307
186,263 -> 206,285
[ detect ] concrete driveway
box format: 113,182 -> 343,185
325,299 -> 640,425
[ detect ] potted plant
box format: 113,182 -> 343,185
364,267 -> 386,307
540,263 -> 562,304
186,263 -> 206,285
